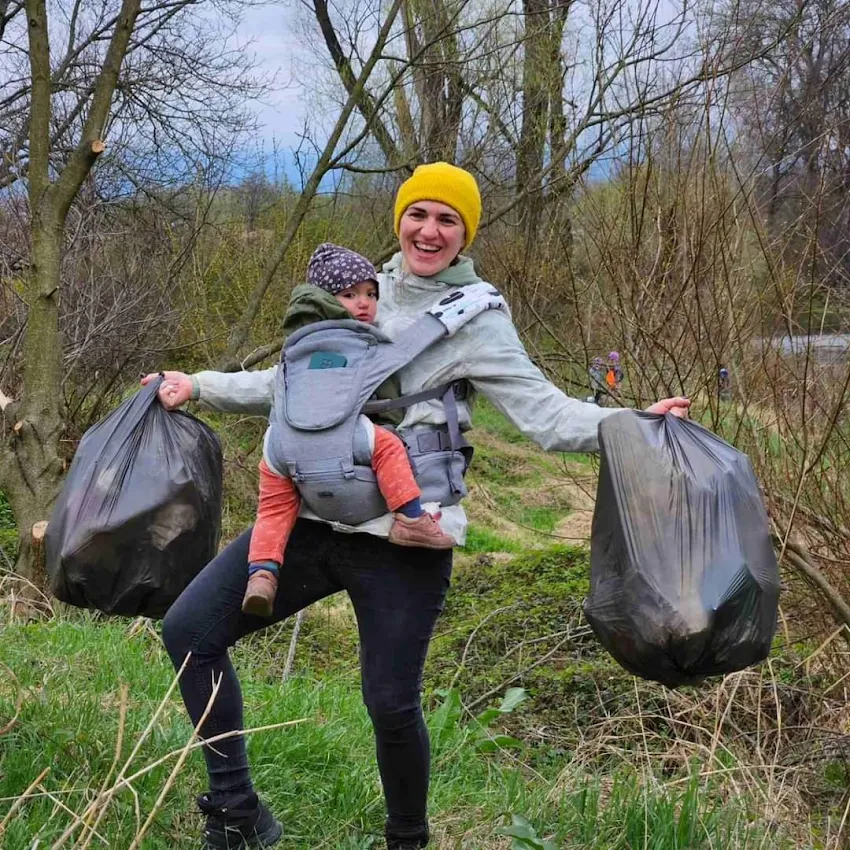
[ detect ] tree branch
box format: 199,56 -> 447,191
51,0 -> 142,221
25,0 -> 51,207
218,0 -> 406,367
313,0 -> 406,169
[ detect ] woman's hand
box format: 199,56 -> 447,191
645,396 -> 690,418
141,371 -> 193,410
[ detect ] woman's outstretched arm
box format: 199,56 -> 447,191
456,310 -> 687,454
141,366 -> 278,415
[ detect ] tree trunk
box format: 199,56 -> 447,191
4,220 -> 66,580
516,0 -> 549,249
0,0 -> 141,586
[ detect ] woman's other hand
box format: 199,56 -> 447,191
645,396 -> 690,418
141,371 -> 193,410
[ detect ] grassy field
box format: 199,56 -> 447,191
0,616 -> 788,849
0,399 -> 837,848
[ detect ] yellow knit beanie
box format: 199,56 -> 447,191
394,162 -> 482,249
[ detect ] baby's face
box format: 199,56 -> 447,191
335,280 -> 378,323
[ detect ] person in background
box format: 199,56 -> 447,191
606,351 -> 623,395
719,366 -> 731,402
588,356 -> 606,404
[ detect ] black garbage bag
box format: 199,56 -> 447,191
46,377 -> 223,618
584,411 -> 779,687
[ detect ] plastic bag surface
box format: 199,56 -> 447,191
584,411 -> 779,687
46,378 -> 223,618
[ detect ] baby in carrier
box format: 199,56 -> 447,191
242,243 -> 455,616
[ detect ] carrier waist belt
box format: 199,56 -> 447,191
409,427 -> 454,454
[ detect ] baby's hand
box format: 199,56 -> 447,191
428,283 -> 506,336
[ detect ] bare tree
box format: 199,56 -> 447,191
0,0 -> 141,585
0,0 -> 265,583
720,0 -> 850,283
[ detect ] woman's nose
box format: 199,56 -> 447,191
420,216 -> 438,237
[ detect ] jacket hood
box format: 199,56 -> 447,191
283,283 -> 352,337
382,252 -> 483,287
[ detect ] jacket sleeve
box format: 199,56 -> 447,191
192,366 -> 278,416
458,310 -> 621,453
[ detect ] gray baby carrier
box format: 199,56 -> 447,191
265,314 -> 472,525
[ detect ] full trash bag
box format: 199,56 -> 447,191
46,377 -> 223,619
583,411 -> 779,687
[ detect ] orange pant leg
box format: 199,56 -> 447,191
248,459 -> 302,565
371,426 -> 421,512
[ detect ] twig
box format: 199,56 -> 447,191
466,637 -> 571,712
449,604 -> 518,692
282,609 -> 307,683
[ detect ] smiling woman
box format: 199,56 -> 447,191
398,202 -> 466,276
143,160 -> 689,850
393,161 -> 481,276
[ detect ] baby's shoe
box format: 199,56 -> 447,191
242,567 -> 279,617
388,512 -> 455,549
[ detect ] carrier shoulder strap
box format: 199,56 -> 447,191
365,382 -> 471,495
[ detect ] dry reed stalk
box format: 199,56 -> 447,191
75,684 -> 129,850
282,608 -> 306,683
0,660 -> 23,735
50,709 -> 307,846
50,653 -> 192,850
126,671 -> 224,850
115,716 -> 309,789
0,767 -> 51,837
37,785 -> 109,847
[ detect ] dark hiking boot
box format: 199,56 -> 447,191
386,826 -> 429,848
197,791 -> 282,849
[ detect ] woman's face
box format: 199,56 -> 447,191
398,200 -> 466,277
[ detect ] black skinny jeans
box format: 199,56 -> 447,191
161,518 -> 452,845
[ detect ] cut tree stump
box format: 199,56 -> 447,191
10,521 -> 50,621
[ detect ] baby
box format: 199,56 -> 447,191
242,243 -> 454,617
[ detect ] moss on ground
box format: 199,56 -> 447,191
428,545 -> 630,738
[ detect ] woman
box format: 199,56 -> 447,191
147,162 -> 689,850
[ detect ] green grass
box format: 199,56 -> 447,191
461,524 -> 523,554
0,490 -> 16,563
0,618 -> 787,849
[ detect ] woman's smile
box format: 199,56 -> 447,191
399,200 -> 465,275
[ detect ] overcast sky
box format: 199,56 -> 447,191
238,4 -> 309,150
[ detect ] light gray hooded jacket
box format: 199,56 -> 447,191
191,253 -> 620,543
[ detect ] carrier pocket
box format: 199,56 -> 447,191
412,450 -> 469,507
283,368 -> 363,431
296,468 -> 388,525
